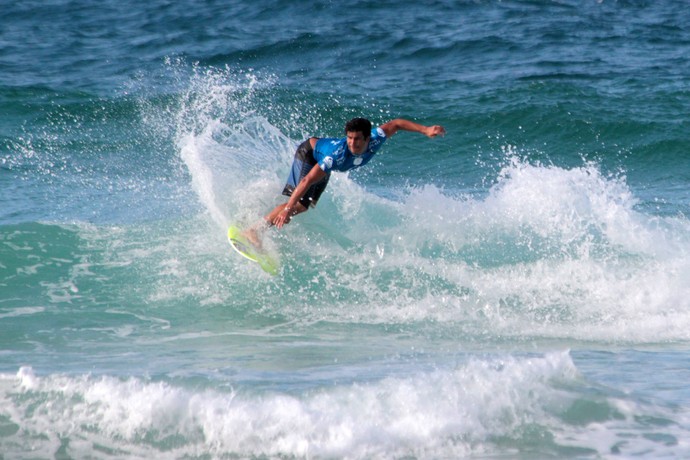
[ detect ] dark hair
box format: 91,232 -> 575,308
344,118 -> 372,138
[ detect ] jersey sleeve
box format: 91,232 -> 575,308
315,138 -> 339,173
368,127 -> 387,152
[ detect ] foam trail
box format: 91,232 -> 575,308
177,131 -> 221,227
148,64 -> 295,228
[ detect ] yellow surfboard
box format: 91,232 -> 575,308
227,226 -> 279,275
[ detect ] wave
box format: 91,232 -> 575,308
144,67 -> 688,345
2,352 -> 683,458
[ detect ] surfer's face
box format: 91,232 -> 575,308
347,131 -> 370,155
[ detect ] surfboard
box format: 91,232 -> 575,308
227,225 -> 279,275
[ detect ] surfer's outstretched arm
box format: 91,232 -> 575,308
380,118 -> 446,138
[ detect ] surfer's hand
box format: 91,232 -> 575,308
273,207 -> 291,228
425,125 -> 446,138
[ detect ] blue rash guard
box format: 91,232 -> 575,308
282,127 -> 388,208
314,127 -> 387,173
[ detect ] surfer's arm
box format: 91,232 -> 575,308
380,118 -> 446,138
272,164 -> 327,228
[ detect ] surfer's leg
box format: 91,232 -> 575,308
242,221 -> 269,248
244,139 -> 326,245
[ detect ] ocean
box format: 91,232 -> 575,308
1,0 -> 690,458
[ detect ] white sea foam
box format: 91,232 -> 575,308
3,351 -> 687,458
0,306 -> 45,319
282,157 -> 690,343
0,352 -> 641,458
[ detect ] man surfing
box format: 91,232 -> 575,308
245,117 -> 446,245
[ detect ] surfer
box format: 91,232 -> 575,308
246,117 -> 445,245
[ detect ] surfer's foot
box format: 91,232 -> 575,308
242,225 -> 264,249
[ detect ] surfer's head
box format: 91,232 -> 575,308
345,118 -> 371,155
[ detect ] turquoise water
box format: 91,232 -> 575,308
2,1 -> 690,458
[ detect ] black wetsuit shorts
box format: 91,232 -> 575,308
282,139 -> 330,208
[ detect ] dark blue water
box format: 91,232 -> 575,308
2,1 -> 690,458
